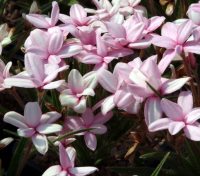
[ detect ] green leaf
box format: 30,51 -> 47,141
7,138 -> 28,176
150,152 -> 170,176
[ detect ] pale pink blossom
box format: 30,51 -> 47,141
129,56 -> 190,126
42,144 -> 98,176
26,1 -> 59,29
104,16 -> 151,50
98,68 -> 139,115
131,13 -> 165,36
66,108 -> 112,150
4,53 -> 68,90
112,0 -> 147,17
85,0 -> 121,20
24,28 -> 82,68
77,30 -> 133,70
149,91 -> 200,141
4,102 -> 62,154
59,69 -> 97,113
59,4 -> 94,27
152,20 -> 200,68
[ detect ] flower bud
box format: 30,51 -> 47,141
187,2 -> 200,25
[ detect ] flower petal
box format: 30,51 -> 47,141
101,96 -> 115,115
84,132 -> 97,151
68,69 -> 84,93
26,14 -> 50,28
144,97 -> 162,126
59,144 -> 73,169
50,1 -> 59,26
69,167 -> 98,176
161,98 -> 183,121
42,165 -> 62,176
4,111 -> 27,128
98,69 -> 118,93
91,124 -> 107,134
40,112 -> 61,124
184,125 -> 200,141
148,118 -> 170,132
17,128 -> 35,137
24,102 -> 41,127
161,77 -> 190,95
186,108 -> 200,124
32,134 -> 48,155
168,121 -> 185,135
37,124 -> 62,134
178,91 -> 193,115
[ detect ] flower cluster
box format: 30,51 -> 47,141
2,0 -> 200,175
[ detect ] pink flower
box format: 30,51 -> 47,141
0,59 -> 12,91
42,144 -> 98,176
129,56 -> 190,126
187,1 -> 200,25
132,13 -> 165,35
98,68 -> 139,115
59,4 -> 94,27
152,20 -> 200,68
66,108 -> 112,150
149,91 -> 200,141
59,69 -> 96,113
4,102 -> 62,154
4,53 -> 68,90
26,1 -> 59,29
77,30 -> 133,70
114,0 -> 147,17
104,16 -> 151,50
24,28 -> 82,66
85,0 -> 121,20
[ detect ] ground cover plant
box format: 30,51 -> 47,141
1,0 -> 200,176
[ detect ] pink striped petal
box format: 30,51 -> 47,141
178,91 -> 193,115
59,144 -> 73,169
144,97 -> 162,126
161,77 -> 190,95
98,69 -> 118,93
70,4 -> 87,24
101,96 -> 115,115
50,1 -> 59,26
148,118 -> 170,132
177,20 -> 193,44
26,14 -> 50,28
185,108 -> 200,124
161,98 -> 183,121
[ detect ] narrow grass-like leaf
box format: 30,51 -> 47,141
150,152 -> 170,176
7,138 -> 28,176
